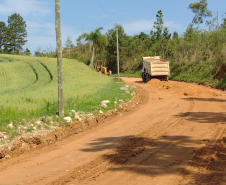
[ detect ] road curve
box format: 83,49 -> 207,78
1,78 -> 226,185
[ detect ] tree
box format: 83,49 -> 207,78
46,44 -> 53,57
106,24 -> 128,72
206,15 -> 218,31
65,36 -> 72,58
172,31 -> 179,39
152,10 -> 167,56
221,12 -> 226,29
34,45 -> 42,57
65,35 -> 72,48
162,27 -> 171,58
24,48 -> 31,56
188,0 -> 212,28
80,27 -> 108,67
5,13 -> 27,52
153,10 -> 164,39
0,21 -> 6,53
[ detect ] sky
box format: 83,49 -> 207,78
0,0 -> 225,55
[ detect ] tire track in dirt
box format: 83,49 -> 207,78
171,99 -> 226,185
177,127 -> 226,185
48,97 -> 195,185
174,100 -> 226,185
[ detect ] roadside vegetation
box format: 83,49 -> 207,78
0,54 -> 134,140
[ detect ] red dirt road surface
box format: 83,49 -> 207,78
1,77 -> 226,185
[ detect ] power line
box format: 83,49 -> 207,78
96,0 -> 114,25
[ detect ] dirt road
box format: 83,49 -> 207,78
1,78 -> 226,185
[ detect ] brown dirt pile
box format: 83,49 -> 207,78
147,79 -> 223,97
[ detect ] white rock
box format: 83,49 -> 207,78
125,85 -> 129,88
99,110 -> 103,114
33,127 -> 37,130
3,135 -> 7,139
101,100 -> 110,104
101,103 -> 107,108
36,121 -> 42,125
74,112 -> 80,119
7,122 -> 13,128
64,116 -> 72,122
114,101 -> 117,104
120,87 -> 128,91
119,99 -> 124,102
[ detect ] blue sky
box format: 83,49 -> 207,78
0,0 -> 225,55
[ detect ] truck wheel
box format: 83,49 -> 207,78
146,74 -> 150,83
142,73 -> 146,83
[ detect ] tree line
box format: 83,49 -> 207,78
72,0 -> 226,75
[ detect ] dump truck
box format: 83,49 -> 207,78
94,60 -> 112,76
142,56 -> 170,83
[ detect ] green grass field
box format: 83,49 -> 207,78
0,54 -> 133,138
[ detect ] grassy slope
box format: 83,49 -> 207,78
169,61 -> 220,86
0,54 -> 133,127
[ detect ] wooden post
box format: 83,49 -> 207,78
55,0 -> 64,117
116,28 -> 120,80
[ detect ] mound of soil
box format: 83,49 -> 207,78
147,79 -> 222,97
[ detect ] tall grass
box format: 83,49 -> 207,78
0,54 -> 133,127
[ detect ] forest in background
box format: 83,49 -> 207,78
63,5 -> 226,87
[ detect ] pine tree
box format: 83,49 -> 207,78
24,48 -> 31,56
6,13 -> 27,53
153,10 -> 164,39
0,21 -> 6,53
65,36 -> 72,49
188,0 -> 212,28
172,31 -> 179,39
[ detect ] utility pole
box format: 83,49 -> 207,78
55,0 -> 64,117
116,28 -> 120,80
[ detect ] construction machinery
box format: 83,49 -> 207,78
94,60 -> 111,76
142,56 -> 170,83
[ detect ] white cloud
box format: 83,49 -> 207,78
122,19 -> 185,35
26,21 -> 55,35
0,0 -> 51,17
123,20 -> 154,35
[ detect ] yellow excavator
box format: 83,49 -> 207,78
94,60 -> 111,76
